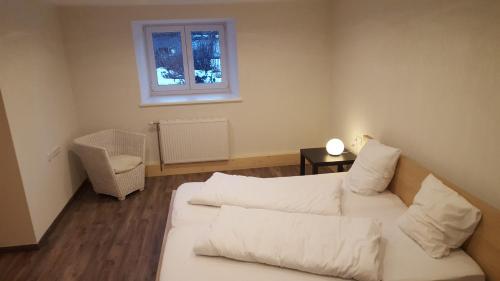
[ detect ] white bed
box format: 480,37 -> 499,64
158,173 -> 484,281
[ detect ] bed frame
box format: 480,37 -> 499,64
157,138 -> 500,281
388,155 -> 500,281
156,190 -> 175,281
342,132 -> 498,281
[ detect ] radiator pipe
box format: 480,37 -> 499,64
151,121 -> 164,172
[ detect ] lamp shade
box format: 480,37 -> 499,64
326,138 -> 344,156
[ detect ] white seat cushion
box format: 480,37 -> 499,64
109,154 -> 142,174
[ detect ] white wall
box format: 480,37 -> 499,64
58,0 -> 333,165
0,91 -> 37,247
0,0 -> 86,241
328,0 -> 500,208
1,0 -> 498,246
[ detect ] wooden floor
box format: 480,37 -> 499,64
0,165 -> 313,281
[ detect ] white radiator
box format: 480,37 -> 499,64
158,118 -> 229,164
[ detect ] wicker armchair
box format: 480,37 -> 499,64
73,129 -> 146,200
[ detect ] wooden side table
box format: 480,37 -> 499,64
300,147 -> 356,175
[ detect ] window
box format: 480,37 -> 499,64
132,19 -> 240,106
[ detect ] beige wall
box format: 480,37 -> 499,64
1,0 -> 498,247
0,0 -> 86,241
58,0 -> 333,164
0,91 -> 37,247
329,0 -> 500,208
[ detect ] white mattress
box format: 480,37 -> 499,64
159,173 -> 484,281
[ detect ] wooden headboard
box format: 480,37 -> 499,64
359,135 -> 499,280
357,135 -> 497,281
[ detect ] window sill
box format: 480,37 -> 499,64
140,93 -> 242,107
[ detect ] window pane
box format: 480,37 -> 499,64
152,32 -> 185,86
191,31 -> 222,84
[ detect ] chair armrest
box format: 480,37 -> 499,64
72,140 -> 120,196
73,141 -> 114,172
73,138 -> 108,155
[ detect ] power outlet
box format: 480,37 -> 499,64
48,146 -> 62,162
350,135 -> 364,154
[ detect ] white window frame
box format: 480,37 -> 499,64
132,19 -> 241,106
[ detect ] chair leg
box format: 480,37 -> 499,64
118,196 -> 126,201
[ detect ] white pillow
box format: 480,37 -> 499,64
398,174 -> 482,258
344,139 -> 401,195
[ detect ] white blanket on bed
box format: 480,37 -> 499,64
189,172 -> 342,215
194,206 -> 382,281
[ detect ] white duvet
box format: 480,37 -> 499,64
194,206 -> 382,281
189,172 -> 342,215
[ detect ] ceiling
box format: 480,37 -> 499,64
48,0 -> 297,6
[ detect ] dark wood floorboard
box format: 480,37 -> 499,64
0,165 -> 333,281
